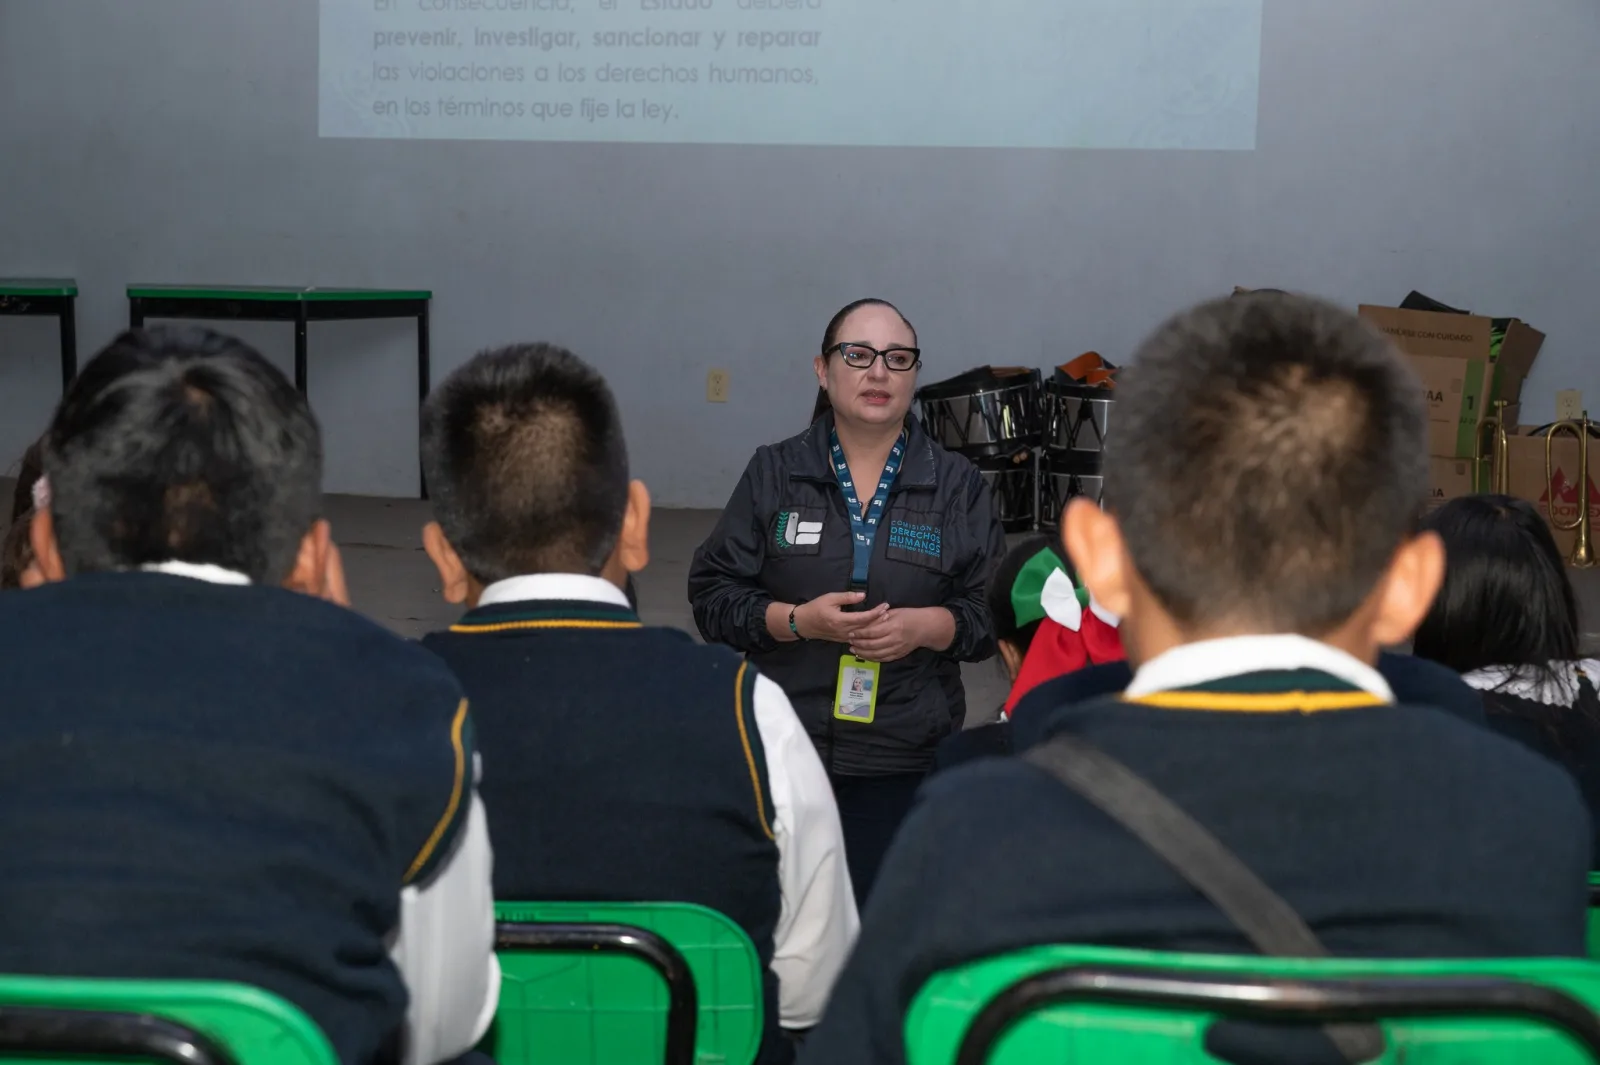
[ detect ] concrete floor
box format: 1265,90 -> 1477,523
9,481 -> 1600,716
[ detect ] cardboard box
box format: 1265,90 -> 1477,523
1423,401 -> 1519,461
1360,304 -> 1544,403
1360,305 -> 1544,458
1427,456 -> 1481,511
1503,430 -> 1600,561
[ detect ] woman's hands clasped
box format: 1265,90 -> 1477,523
789,593 -> 935,664
792,591 -> 887,643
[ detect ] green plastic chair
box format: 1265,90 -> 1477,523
487,901 -> 764,1065
0,975 -> 336,1065
906,944 -> 1600,1065
1587,873 -> 1600,959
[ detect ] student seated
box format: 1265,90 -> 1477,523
1414,494 -> 1600,862
417,344 -> 858,1063
0,328 -> 498,1065
937,540 -> 1486,772
800,294 -> 1591,1065
933,535 -> 1123,769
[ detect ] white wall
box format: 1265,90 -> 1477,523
2,0 -> 1597,502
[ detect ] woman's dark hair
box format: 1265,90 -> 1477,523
810,298 -> 918,426
810,388 -> 832,424
1412,495 -> 1579,679
986,535 -> 1070,653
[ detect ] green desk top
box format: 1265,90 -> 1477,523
0,278 -> 78,296
127,284 -> 431,302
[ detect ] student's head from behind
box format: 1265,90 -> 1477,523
28,327 -> 336,593
1063,293 -> 1444,667
990,534 -> 1125,714
1412,494 -> 1578,675
420,343 -> 649,605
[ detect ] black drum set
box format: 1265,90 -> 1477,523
916,361 -> 1114,533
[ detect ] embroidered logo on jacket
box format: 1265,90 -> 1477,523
775,511 -> 823,548
887,520 -> 941,558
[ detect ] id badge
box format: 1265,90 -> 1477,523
833,655 -> 881,723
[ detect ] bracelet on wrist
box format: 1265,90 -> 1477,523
789,603 -> 802,639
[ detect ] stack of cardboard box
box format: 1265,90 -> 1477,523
1357,303 -> 1545,510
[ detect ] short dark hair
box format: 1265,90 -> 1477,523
42,327 -> 322,583
1413,495 -> 1578,676
421,343 -> 629,581
1105,293 -> 1428,633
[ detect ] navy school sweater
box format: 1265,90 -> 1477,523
421,597 -> 789,1063
0,573 -> 473,1065
934,652 -> 1492,773
803,668 -> 1590,1065
1479,671 -> 1600,866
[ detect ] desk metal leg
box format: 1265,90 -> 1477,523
293,303 -> 309,395
417,303 -> 431,499
59,297 -> 77,389
129,298 -> 145,330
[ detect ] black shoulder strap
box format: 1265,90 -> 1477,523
1024,731 -> 1385,1063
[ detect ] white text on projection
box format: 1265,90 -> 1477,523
319,0 -> 1262,149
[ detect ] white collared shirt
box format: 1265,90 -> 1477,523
142,562 -> 500,1065
1464,659 -> 1600,706
478,572 -> 861,1029
1125,633 -> 1394,702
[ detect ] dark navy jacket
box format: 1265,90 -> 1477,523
935,652 -> 1492,772
805,668 -> 1589,1065
689,412 -> 1006,775
0,573 -> 471,1065
1479,672 -> 1600,866
423,595 -> 790,1063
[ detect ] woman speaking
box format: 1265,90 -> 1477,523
689,298 -> 1005,903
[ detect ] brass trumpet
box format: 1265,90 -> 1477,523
1545,411 -> 1596,568
1475,399 -> 1511,493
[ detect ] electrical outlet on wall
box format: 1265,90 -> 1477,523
1557,390 -> 1583,422
707,369 -> 730,403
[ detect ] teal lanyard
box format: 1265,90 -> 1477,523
830,428 -> 905,588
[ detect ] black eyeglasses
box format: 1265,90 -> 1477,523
827,343 -> 921,372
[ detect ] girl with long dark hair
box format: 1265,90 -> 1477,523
1413,494 -> 1600,860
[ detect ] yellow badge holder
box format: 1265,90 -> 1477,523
833,655 -> 880,723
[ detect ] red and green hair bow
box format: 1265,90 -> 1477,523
1002,547 -> 1125,717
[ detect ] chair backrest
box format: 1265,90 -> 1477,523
0,975 -> 336,1065
906,944 -> 1600,1065
488,901 -> 763,1065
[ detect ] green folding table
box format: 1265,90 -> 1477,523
0,277 -> 78,390
127,284 -> 432,495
